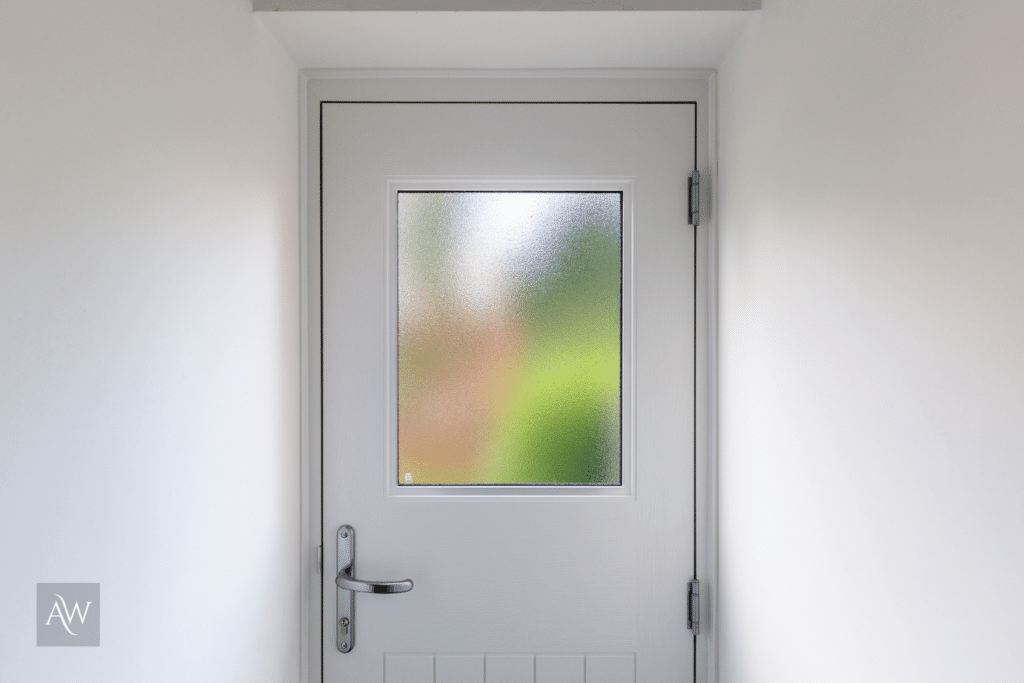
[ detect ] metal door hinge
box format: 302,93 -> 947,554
317,545 -> 323,575
687,579 -> 700,635
688,170 -> 701,227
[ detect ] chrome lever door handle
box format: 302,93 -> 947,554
335,574 -> 413,594
336,525 -> 413,653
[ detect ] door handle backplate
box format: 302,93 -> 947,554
335,525 -> 413,653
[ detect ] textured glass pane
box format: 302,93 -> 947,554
398,192 -> 621,485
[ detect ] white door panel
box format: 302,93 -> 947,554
316,82 -> 698,683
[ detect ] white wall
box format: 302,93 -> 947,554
0,1 -> 300,681
717,1 -> 1024,680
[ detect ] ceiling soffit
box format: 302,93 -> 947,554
254,0 -> 759,10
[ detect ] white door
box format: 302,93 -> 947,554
316,78 -> 698,683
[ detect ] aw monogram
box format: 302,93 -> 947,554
37,583 -> 100,646
45,594 -> 91,635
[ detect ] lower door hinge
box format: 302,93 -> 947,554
687,579 -> 700,635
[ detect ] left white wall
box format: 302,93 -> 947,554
0,1 -> 300,681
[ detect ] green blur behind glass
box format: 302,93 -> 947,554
398,192 -> 621,485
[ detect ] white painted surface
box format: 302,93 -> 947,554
535,655 -> 584,683
258,11 -> 754,69
717,1 -> 1024,681
0,1 -> 300,682
386,654 -> 435,683
585,654 -> 635,683
316,80 -> 699,681
485,655 -> 534,683
255,0 -> 759,10
436,654 -> 485,683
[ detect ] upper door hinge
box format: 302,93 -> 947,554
317,545 -> 323,575
688,170 -> 701,227
687,579 -> 700,635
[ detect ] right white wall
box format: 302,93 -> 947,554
717,1 -> 1024,680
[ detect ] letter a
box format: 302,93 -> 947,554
45,601 -> 66,627
45,594 -> 78,636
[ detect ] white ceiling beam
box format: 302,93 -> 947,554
254,0 -> 758,10
256,11 -> 755,69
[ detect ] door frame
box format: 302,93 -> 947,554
298,69 -> 719,683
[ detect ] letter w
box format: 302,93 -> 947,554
67,599 -> 91,625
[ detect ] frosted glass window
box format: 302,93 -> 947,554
398,192 -> 622,485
